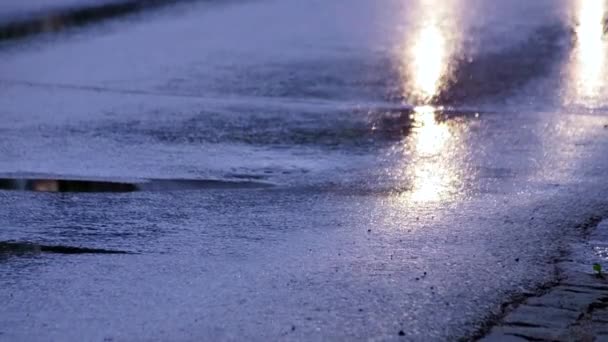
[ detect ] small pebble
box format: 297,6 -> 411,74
291,325 -> 296,331
398,330 -> 405,336
515,258 -> 520,262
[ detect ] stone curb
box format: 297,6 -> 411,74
480,239 -> 608,341
481,276 -> 608,341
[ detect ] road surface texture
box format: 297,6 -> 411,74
1,0 -> 608,341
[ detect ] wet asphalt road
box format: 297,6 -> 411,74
1,0 -> 608,340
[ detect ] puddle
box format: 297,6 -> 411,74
0,177 -> 273,193
0,241 -> 131,255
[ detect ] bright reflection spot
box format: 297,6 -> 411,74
568,0 -> 607,105
414,106 -> 451,156
411,25 -> 446,101
408,106 -> 457,202
411,169 -> 439,202
391,1 -> 462,203
400,0 -> 454,104
594,245 -> 608,261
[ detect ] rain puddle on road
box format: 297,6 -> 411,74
0,241 -> 132,255
0,176 -> 272,193
2,0 -> 608,341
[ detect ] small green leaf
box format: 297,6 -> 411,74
593,263 -> 602,274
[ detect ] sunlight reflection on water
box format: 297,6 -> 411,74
408,107 -> 460,203
566,0 -> 607,107
394,0 -> 465,203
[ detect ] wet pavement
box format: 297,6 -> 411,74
1,0 -> 608,340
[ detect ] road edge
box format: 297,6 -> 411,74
473,217 -> 608,341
